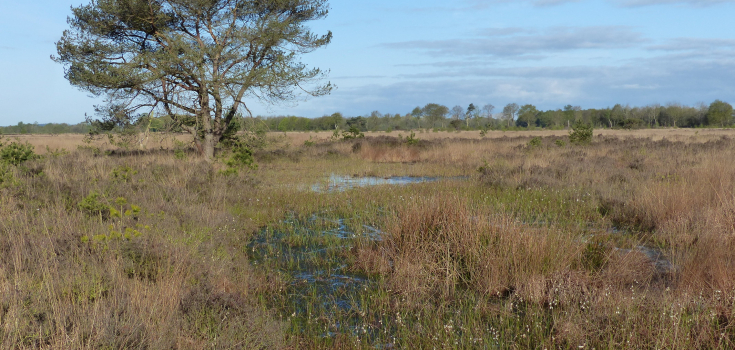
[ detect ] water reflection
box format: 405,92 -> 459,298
312,174 -> 465,192
248,214 -> 381,340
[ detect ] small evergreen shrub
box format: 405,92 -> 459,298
527,137 -> 542,148
111,165 -> 138,183
0,141 -> 38,166
78,191 -> 109,218
173,140 -> 188,160
406,131 -> 419,145
342,126 -> 364,140
569,121 -> 593,145
221,141 -> 257,175
0,163 -> 15,187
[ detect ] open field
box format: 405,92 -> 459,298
2,129 -> 735,348
3,133 -> 192,155
5,127 -> 735,153
284,128 -> 735,146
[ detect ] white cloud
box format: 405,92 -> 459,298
613,84 -> 661,89
382,26 -> 646,59
275,44 -> 735,116
649,37 -> 735,51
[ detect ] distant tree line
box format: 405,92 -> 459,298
260,100 -> 734,132
0,121 -> 91,134
0,115 -> 190,135
4,100 -> 733,134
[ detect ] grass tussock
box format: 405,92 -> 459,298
381,194 -> 583,303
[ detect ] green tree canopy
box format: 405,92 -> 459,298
422,103 -> 449,128
516,104 -> 538,128
54,0 -> 333,161
706,100 -> 734,127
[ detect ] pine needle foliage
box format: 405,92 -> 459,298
53,0 -> 333,161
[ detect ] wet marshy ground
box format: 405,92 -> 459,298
248,213 -> 677,348
249,175 -> 682,347
248,215 -> 386,344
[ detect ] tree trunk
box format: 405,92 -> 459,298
203,133 -> 215,162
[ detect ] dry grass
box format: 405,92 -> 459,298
378,192 -> 584,303
4,133 -> 192,154
4,129 -> 735,348
344,131 -> 735,348
281,127 -> 735,145
0,151 -> 288,349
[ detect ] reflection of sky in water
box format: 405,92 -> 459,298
312,174 -> 444,193
247,215 -> 381,340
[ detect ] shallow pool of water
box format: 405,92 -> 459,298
615,246 -> 676,273
312,174 -> 466,192
248,214 -> 382,340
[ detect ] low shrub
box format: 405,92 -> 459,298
0,140 -> 38,166
527,136 -> 542,148
569,121 -> 593,145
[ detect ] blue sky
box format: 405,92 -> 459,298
1,0 -> 734,126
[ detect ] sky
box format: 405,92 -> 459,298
1,0 -> 735,126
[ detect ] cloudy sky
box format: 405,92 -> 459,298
1,0 -> 734,125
